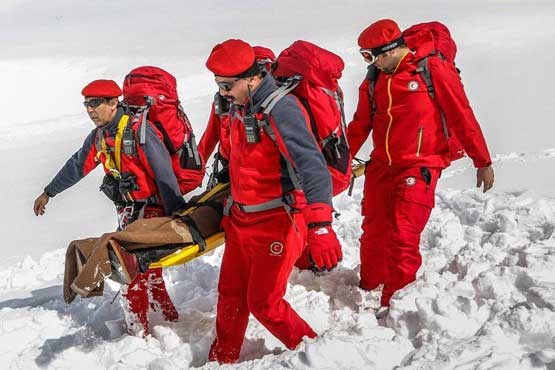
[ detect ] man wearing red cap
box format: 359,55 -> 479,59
32,79 -> 194,336
348,19 -> 494,312
205,39 -> 342,363
198,45 -> 276,174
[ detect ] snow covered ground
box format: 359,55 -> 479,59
1,1 -> 554,369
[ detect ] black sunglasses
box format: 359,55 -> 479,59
216,78 -> 241,92
83,98 -> 109,109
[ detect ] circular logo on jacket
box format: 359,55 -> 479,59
405,176 -> 417,186
269,241 -> 284,256
408,81 -> 419,91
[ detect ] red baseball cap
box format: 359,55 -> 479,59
81,79 -> 122,98
358,19 -> 403,54
206,39 -> 260,78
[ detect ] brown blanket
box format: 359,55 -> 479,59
64,185 -> 229,303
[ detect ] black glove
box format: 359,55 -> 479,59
99,175 -> 124,204
215,160 -> 230,184
118,173 -> 139,194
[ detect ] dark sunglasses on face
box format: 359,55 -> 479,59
83,98 -> 109,109
359,48 -> 378,64
216,78 -> 241,92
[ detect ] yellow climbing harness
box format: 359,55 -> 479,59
95,114 -> 133,201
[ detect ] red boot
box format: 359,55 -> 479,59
147,268 -> 179,322
121,273 -> 150,336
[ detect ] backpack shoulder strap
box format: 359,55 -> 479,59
256,77 -> 304,191
133,97 -> 154,146
415,56 -> 449,139
260,75 -> 302,115
365,65 -> 380,113
415,57 -> 435,98
256,75 -> 302,143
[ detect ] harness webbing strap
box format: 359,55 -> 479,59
114,114 -> 130,172
95,114 -> 130,179
223,194 -> 295,216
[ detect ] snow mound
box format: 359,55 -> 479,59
1,188 -> 554,369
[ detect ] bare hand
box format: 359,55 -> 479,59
476,166 -> 494,193
33,192 -> 50,216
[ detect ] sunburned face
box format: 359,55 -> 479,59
83,97 -> 118,127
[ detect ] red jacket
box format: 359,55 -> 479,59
347,50 -> 491,169
45,107 -> 190,214
227,75 -> 332,207
198,103 -> 231,162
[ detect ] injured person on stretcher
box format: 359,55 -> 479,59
63,183 -> 229,336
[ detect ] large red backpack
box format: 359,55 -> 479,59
267,40 -> 352,196
367,21 -> 465,162
122,66 -> 204,195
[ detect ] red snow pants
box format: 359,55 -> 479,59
359,160 -> 440,306
209,205 -> 317,363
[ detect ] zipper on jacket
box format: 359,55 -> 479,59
416,126 -> 423,157
385,76 -> 394,165
385,50 -> 411,166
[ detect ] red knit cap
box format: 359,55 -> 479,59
358,19 -> 402,49
206,39 -> 258,77
81,79 -> 122,98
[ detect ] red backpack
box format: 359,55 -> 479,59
122,66 -> 204,194
367,22 -> 465,162
268,40 -> 352,196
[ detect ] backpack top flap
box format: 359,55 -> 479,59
273,40 -> 344,91
123,66 -> 179,106
123,66 -> 188,152
403,22 -> 457,64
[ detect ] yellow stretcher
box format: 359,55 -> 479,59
148,232 -> 225,268
149,182 -> 229,269
147,163 -> 366,269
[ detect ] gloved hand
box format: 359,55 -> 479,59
118,173 -> 139,194
99,175 -> 124,204
214,159 -> 230,184
302,203 -> 343,272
